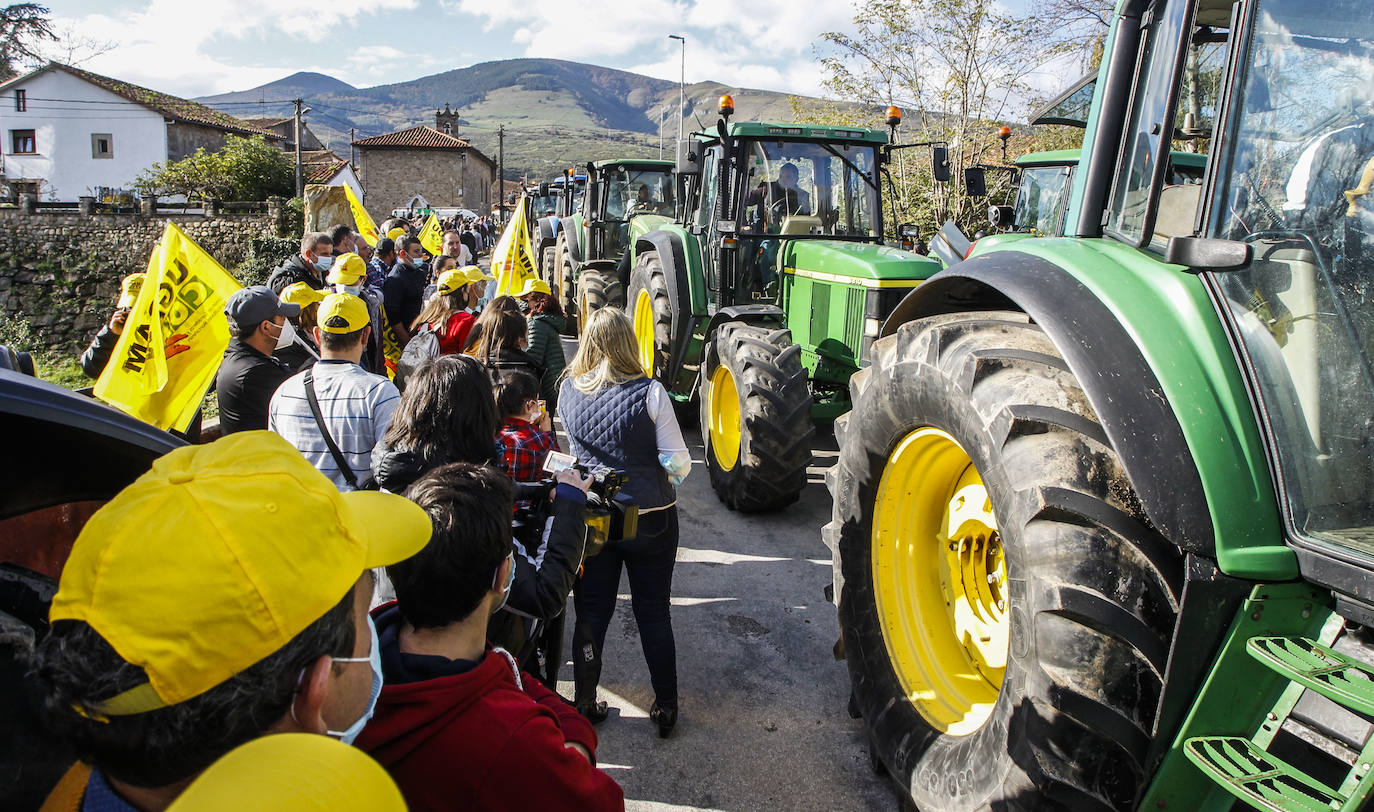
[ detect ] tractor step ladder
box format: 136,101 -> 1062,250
1184,635 -> 1374,811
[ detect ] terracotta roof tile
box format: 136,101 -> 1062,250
352,125 -> 471,150
36,63 -> 283,138
302,149 -> 349,184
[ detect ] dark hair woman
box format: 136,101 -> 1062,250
371,354 -> 497,493
517,280 -> 567,410
466,309 -> 543,384
557,308 -> 690,737
461,295 -> 521,353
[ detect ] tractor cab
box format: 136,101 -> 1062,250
584,159 -> 676,268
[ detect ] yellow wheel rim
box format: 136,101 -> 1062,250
634,289 -> 655,375
708,364 -> 741,471
872,427 -> 1007,735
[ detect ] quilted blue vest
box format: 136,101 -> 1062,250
558,376 -> 674,510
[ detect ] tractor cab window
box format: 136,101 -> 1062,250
1208,0 -> 1374,550
1013,165 -> 1072,235
602,167 -> 675,221
1106,0 -> 1228,245
532,191 -> 558,219
738,140 -> 878,238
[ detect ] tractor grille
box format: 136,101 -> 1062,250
843,287 -> 865,349
810,282 -> 830,344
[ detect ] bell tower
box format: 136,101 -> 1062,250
436,103 -> 460,136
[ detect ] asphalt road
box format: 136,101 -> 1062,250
550,350 -> 896,810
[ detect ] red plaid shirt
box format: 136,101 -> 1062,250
497,417 -> 559,482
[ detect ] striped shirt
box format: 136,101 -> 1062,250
269,359 -> 401,491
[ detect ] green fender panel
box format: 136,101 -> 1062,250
888,237 -> 1294,579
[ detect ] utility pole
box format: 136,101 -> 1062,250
498,124 -> 505,221
349,127 -> 357,168
293,98 -> 304,197
668,34 -> 685,140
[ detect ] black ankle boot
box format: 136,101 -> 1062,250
576,700 -> 609,724
649,702 -> 677,738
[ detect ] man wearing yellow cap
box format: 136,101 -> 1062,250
79,273 -> 144,379
327,253 -> 387,376
31,431 -> 431,811
269,293 -> 401,491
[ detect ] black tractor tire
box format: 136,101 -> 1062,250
576,267 -> 623,333
823,311 -> 1183,811
701,322 -> 814,511
556,233 -> 577,335
627,251 -> 674,380
541,244 -> 558,289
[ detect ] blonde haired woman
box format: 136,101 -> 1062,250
558,308 -> 690,737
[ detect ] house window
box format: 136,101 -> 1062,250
15,89 -> 25,112
91,133 -> 113,159
10,130 -> 35,154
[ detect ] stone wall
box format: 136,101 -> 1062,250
358,147 -> 494,214
0,205 -> 287,354
166,122 -> 234,162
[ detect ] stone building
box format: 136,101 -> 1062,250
352,108 -> 495,215
0,62 -> 282,201
237,116 -> 324,152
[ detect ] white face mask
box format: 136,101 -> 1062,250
273,319 -> 297,350
337,283 -> 363,296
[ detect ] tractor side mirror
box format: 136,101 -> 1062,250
586,183 -> 601,222
989,205 -> 1015,229
897,223 -> 920,239
676,139 -> 701,175
539,182 -> 550,197
932,147 -> 951,183
964,167 -> 987,198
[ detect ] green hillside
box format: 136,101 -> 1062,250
196,58 -> 840,181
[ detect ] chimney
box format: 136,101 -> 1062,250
436,103 -> 459,136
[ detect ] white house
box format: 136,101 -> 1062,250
302,148 -> 364,202
0,63 -> 281,201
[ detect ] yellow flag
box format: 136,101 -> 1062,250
344,184 -> 380,246
492,194 -> 538,296
93,222 -> 242,431
418,213 -> 443,255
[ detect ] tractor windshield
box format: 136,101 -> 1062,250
1013,165 -> 1072,235
601,167 -> 675,220
738,140 -> 879,238
1209,0 -> 1374,550
531,191 -> 559,219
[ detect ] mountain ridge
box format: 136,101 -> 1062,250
196,57 -> 843,180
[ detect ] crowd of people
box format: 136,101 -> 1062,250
52,214 -> 694,810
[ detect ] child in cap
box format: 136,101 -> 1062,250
415,268 -> 477,355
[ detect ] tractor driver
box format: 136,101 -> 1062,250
630,184 -> 657,214
746,163 -> 811,233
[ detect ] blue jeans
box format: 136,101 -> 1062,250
572,507 -> 679,708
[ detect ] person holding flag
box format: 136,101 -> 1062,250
344,183 -> 381,247
216,286 -> 296,435
491,194 -> 538,298
93,222 -> 243,434
418,213 -> 444,258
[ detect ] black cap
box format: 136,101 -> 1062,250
225,285 -> 299,331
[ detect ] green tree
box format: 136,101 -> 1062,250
134,135 -> 294,202
0,3 -> 53,81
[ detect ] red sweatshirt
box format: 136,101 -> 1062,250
433,311 -> 475,355
357,606 -> 623,811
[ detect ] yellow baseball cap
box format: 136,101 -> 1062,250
460,264 -> 494,283
117,273 -> 145,308
168,734 -> 406,812
386,227 -> 406,240
436,269 -> 470,297
326,253 -> 367,286
50,432 -> 430,716
279,282 -> 327,309
318,292 -> 370,334
518,278 -> 552,297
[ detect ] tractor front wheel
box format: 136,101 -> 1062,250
576,268 -> 623,335
556,234 -> 577,335
627,251 -> 674,380
824,311 -> 1182,810
701,322 -> 814,511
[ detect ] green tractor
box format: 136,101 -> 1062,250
549,159 -> 677,330
826,0 -> 1374,809
627,99 -> 948,510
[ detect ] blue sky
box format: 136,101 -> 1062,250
45,0 -> 863,99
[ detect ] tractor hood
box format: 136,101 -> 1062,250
780,240 -> 942,282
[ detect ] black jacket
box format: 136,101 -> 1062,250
80,325 -> 120,379
267,254 -> 325,294
273,332 -> 319,374
382,263 -> 427,332
481,346 -> 544,385
371,444 -> 437,494
216,338 -> 290,434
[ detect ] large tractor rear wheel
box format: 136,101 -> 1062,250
576,268 -> 623,335
541,244 -> 558,289
701,323 -> 814,511
627,251 -> 673,380
824,311 -> 1182,810
555,234 -> 577,335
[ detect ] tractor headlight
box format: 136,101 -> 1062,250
864,317 -> 882,338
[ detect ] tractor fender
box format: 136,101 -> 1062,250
559,217 -> 583,265
537,216 -> 557,244
703,305 -> 786,343
881,252 -> 1214,557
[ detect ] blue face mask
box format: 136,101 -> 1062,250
327,614 -> 383,745
316,255 -> 336,272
